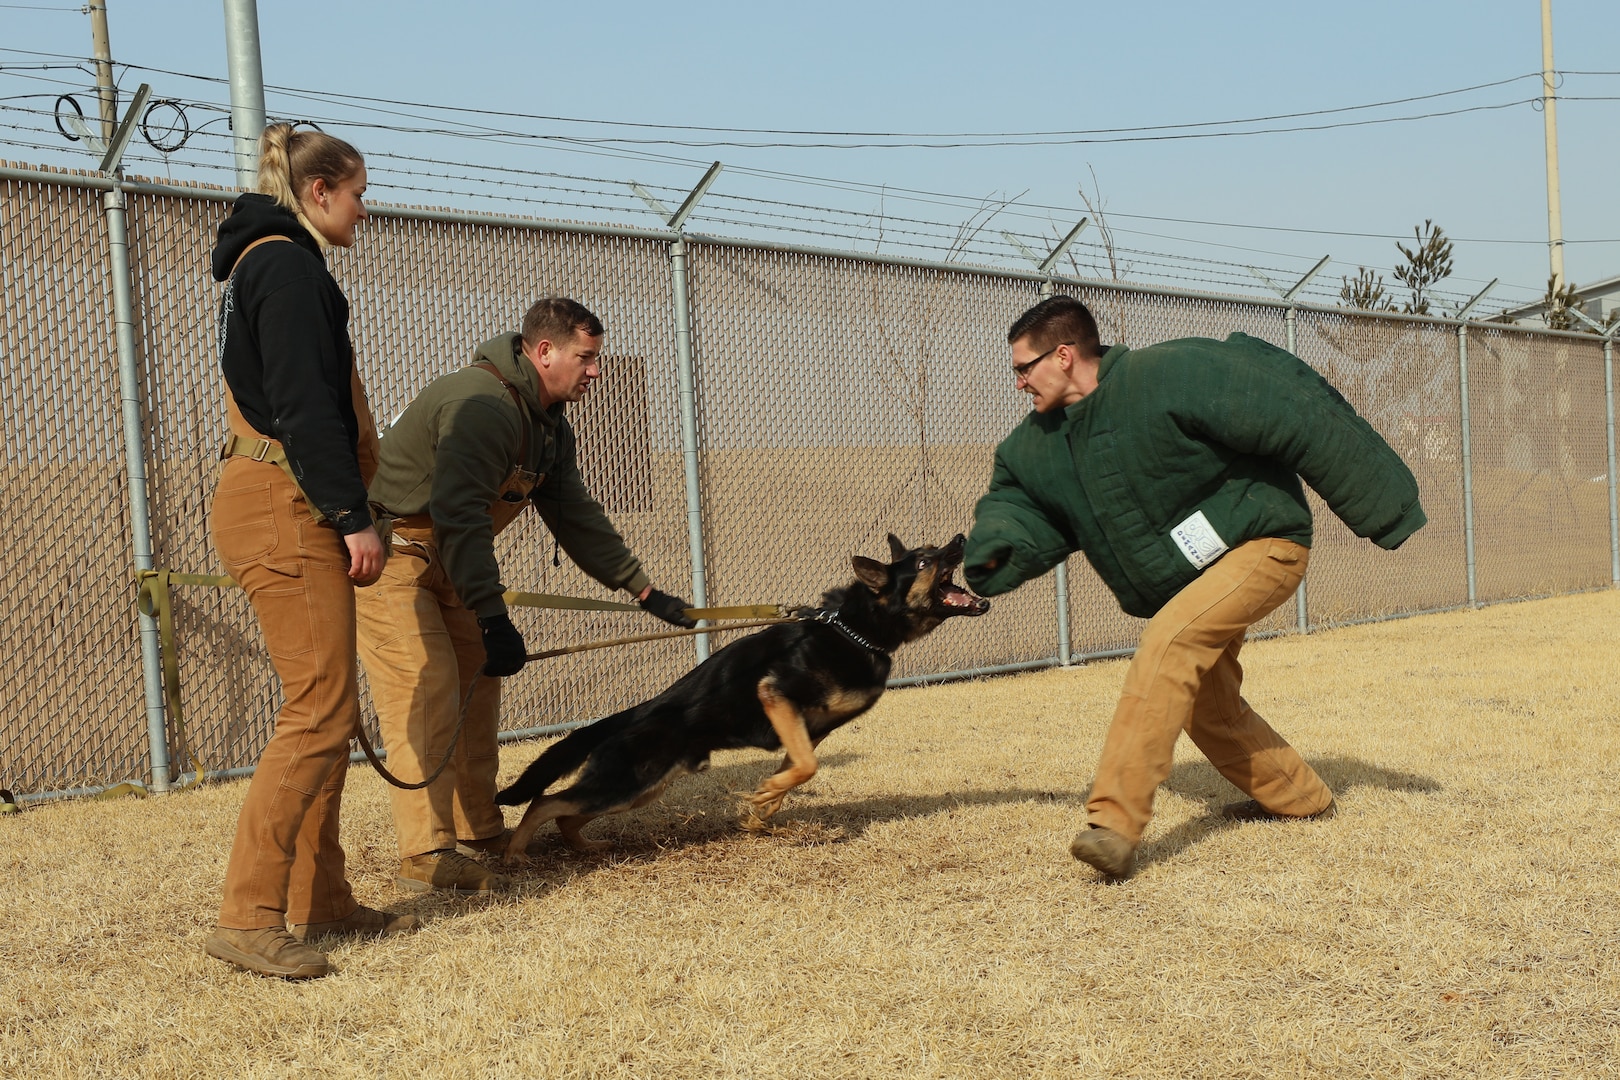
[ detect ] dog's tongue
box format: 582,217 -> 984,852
939,582 -> 987,610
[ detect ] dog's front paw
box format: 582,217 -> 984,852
746,787 -> 787,819
500,846 -> 534,868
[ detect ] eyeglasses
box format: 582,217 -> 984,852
1012,342 -> 1072,384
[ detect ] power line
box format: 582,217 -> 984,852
3,55 -> 1610,314
112,61 -> 1546,139
102,56 -> 1557,149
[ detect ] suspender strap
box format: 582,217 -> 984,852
220,432 -> 288,466
470,361 -> 531,466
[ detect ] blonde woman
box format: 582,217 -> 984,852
204,123 -> 414,979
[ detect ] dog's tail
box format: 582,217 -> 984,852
494,709 -> 628,807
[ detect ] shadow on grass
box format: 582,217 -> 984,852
1140,754 -> 1442,869
491,750 -> 1437,893
498,751 -> 1080,893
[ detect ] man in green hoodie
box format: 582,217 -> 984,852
356,297 -> 694,893
965,296 -> 1426,881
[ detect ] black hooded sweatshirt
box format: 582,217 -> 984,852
210,193 -> 372,534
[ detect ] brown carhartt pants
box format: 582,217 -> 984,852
212,367 -> 379,930
354,528 -> 505,858
1085,537 -> 1334,844
212,457 -> 362,928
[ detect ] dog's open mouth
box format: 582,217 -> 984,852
935,567 -> 990,615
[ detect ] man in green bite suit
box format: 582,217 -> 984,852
965,296 -> 1426,880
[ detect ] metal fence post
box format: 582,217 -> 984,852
1037,276 -> 1075,666
1458,323 -> 1479,606
669,235 -> 711,662
1566,309 -> 1619,585
104,182 -> 172,793
1606,335 -> 1619,585
1286,303 -> 1309,632
659,164 -> 723,663
1256,257 -> 1328,635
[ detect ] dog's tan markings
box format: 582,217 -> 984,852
504,795 -> 588,866
556,814 -> 610,853
507,769 -> 694,861
744,678 -> 818,829
821,686 -> 882,717
905,561 -> 940,610
773,733 -> 827,779
629,778 -> 674,808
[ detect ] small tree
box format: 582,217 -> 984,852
1339,266 -> 1394,311
1075,165 -> 1126,280
1392,219 -> 1454,315
1541,275 -> 1582,331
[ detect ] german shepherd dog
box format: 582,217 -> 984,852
493,534 -> 989,863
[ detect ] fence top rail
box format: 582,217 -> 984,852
2,161 -> 1605,342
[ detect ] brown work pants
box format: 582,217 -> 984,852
1085,537 -> 1334,845
212,457 -> 361,929
354,533 -> 504,858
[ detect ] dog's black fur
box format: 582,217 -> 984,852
493,534 -> 988,862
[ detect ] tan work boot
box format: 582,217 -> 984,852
289,904 -> 420,943
1069,825 -> 1137,880
397,850 -> 512,895
205,926 -> 331,979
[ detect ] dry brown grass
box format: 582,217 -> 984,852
4,592 -> 1620,1078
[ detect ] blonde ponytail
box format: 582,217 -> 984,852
253,122 -> 365,250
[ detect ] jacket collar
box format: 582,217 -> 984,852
1096,343 -> 1128,382
1060,343 -> 1129,423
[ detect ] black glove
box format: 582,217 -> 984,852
477,612 -> 528,677
639,588 -> 696,628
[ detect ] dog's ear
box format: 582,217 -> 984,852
886,534 -> 908,561
851,555 -> 889,593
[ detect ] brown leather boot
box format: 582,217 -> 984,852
397,850 -> 512,895
288,904 -> 420,943
1069,825 -> 1137,880
205,926 -> 330,979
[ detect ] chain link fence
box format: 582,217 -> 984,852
2,165 -> 1615,798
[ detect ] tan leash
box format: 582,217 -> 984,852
523,616 -> 796,662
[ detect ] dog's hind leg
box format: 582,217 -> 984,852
552,778 -> 668,853
743,680 -> 818,829
555,814 -> 610,853
504,795 -> 587,866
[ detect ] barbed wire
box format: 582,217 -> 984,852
0,61 -> 1597,316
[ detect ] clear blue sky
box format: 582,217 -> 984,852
3,0 -> 1616,314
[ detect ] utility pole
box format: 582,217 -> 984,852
222,0 -> 267,188
1541,0 -> 1566,291
87,0 -> 116,145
